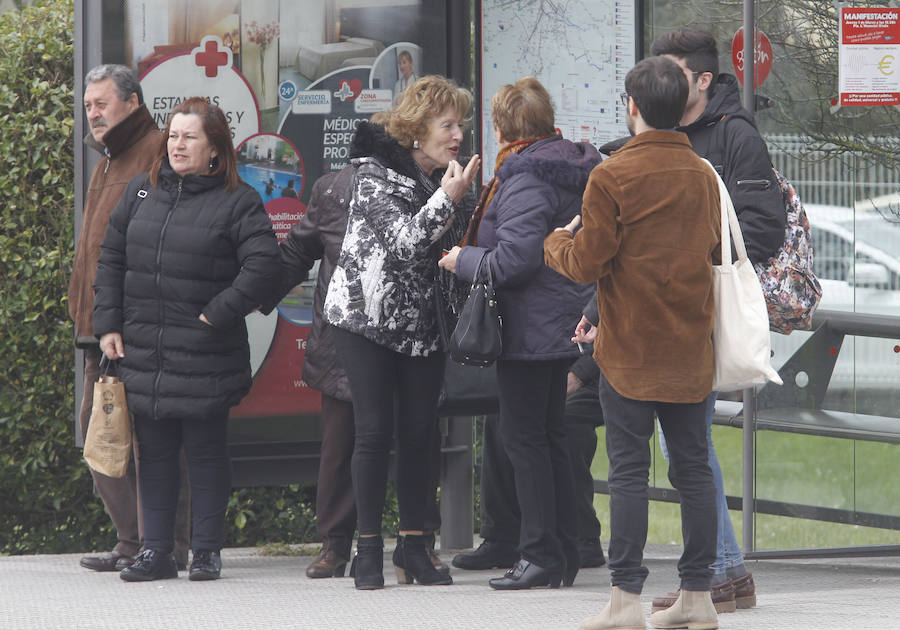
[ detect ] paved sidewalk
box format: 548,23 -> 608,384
0,542 -> 896,630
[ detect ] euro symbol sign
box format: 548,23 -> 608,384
877,55 -> 895,76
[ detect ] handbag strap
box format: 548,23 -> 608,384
471,250 -> 494,292
98,354 -> 118,376
702,158 -> 749,266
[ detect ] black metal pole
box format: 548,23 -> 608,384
741,0 -> 757,554
743,0 -> 755,112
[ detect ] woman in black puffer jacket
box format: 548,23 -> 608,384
93,98 -> 280,583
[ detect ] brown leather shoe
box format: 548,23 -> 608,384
306,547 -> 349,579
80,550 -> 135,572
732,573 -> 757,609
651,579 -> 737,614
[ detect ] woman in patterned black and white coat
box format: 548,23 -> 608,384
324,75 -> 480,590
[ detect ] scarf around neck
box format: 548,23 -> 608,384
459,134 -> 555,247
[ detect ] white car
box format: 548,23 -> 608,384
768,201 -> 900,412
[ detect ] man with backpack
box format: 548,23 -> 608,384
645,27 -> 787,614
652,28 -> 785,266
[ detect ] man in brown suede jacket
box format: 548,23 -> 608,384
544,56 -> 720,630
70,64 -> 188,573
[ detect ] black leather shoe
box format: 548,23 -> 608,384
488,559 -> 561,590
393,534 -> 453,585
189,550 -> 222,581
119,549 -> 178,582
353,536 -> 385,590
578,538 -> 607,569
451,540 -> 519,570
80,550 -> 134,572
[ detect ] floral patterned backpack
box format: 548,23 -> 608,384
754,170 -> 823,333
711,116 -> 822,334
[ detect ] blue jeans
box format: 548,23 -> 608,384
659,392 -> 744,575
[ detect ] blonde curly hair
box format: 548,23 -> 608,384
379,75 -> 472,149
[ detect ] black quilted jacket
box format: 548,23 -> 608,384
93,161 -> 281,420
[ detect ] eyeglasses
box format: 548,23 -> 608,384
620,92 -> 629,107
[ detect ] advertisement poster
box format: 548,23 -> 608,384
479,0 -> 637,180
839,6 -> 900,106
123,0 -> 445,420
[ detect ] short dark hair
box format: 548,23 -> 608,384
624,57 -> 688,129
150,97 -> 240,192
84,64 -> 144,105
650,28 -> 719,86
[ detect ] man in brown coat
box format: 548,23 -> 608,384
71,64 -> 188,572
544,57 -> 720,630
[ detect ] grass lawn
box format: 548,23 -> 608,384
589,424 -> 900,549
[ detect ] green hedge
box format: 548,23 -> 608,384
0,0 -> 330,555
0,0 -> 422,554
0,0 -> 104,554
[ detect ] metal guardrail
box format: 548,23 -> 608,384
231,308 -> 900,556
588,309 -> 900,559
737,309 -> 900,558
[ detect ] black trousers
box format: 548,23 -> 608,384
479,380 -> 603,545
599,374 -> 716,594
333,328 -> 444,535
564,379 -> 604,541
478,413 -> 521,546
134,412 -> 231,552
496,358 -> 578,570
314,393 -> 443,556
80,346 -> 191,562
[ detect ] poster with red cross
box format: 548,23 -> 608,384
839,7 -> 900,106
139,36 -> 261,144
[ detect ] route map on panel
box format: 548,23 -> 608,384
480,0 -> 637,179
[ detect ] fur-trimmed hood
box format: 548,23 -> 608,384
349,121 -> 419,180
497,135 -> 602,192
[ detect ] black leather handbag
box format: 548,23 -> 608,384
449,251 -> 502,367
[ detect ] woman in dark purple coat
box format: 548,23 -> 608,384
440,77 -> 600,589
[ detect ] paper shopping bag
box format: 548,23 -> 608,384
83,374 -> 132,478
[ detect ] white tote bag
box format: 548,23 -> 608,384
706,160 -> 783,392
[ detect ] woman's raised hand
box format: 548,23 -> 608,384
441,155 -> 481,203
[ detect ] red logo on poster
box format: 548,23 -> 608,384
195,39 -> 229,77
732,28 -> 773,88
333,78 -> 363,102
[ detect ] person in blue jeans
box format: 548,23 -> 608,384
653,393 -> 756,614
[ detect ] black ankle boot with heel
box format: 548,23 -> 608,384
393,534 -> 453,585
352,535 -> 384,590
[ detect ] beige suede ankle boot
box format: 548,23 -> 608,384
578,586 -> 646,630
648,589 -> 718,629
